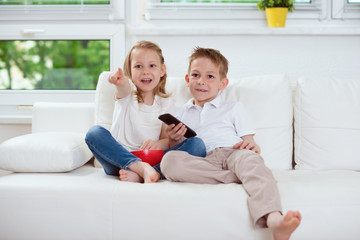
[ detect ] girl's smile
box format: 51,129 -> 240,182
130,48 -> 166,104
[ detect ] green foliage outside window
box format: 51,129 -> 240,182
0,40 -> 110,90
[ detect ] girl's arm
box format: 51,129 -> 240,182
108,68 -> 131,99
141,122 -> 187,150
233,134 -> 261,154
139,124 -> 171,150
140,138 -> 169,150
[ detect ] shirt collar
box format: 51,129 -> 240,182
184,94 -> 223,110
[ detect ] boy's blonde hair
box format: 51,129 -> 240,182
188,47 -> 229,79
123,41 -> 170,103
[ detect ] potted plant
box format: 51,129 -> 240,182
257,0 -> 295,28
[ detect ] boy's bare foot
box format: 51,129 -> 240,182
128,161 -> 160,183
268,210 -> 302,240
119,169 -> 143,183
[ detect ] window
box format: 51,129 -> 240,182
0,0 -> 125,121
145,0 -> 325,20
0,0 -> 123,21
333,0 -> 360,19
0,40 -> 110,90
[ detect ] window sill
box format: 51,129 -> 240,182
0,116 -> 32,125
128,25 -> 360,36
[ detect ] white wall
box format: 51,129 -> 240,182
126,1 -> 360,80
129,35 -> 360,80
1,0 -> 360,143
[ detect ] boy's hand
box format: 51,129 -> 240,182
166,123 -> 187,142
233,138 -> 261,154
108,68 -> 126,86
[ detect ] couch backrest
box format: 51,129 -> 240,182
294,77 -> 360,170
95,72 -> 293,170
222,75 -> 293,170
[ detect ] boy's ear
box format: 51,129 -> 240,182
219,77 -> 229,90
185,74 -> 190,86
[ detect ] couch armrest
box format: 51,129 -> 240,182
32,102 -> 94,134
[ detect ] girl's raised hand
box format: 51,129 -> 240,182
108,68 -> 126,86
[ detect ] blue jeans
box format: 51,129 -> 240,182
85,125 -> 206,179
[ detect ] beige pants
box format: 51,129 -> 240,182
160,147 -> 282,228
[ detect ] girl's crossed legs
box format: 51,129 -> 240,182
85,125 -> 206,183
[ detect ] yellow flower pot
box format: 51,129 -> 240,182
265,7 -> 288,28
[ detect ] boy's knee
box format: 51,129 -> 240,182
239,149 -> 265,167
161,151 -> 188,180
160,151 -> 177,175
245,149 -> 264,161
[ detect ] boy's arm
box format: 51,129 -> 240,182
233,134 -> 261,154
108,68 -> 131,99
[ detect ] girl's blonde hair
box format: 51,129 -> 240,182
123,41 -> 170,103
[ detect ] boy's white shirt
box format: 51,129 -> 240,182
175,94 -> 255,153
110,81 -> 175,152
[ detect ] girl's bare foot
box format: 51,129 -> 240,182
119,169 -> 143,183
128,161 -> 160,183
268,210 -> 302,240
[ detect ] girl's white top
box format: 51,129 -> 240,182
110,83 -> 174,152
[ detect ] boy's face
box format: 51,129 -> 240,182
185,57 -> 228,108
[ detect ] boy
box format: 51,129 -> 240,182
160,47 -> 301,240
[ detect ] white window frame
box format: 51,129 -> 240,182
333,0 -> 360,19
0,1 -> 125,121
0,0 -> 125,21
145,0 -> 327,20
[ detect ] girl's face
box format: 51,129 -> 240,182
130,48 -> 166,97
185,57 -> 228,108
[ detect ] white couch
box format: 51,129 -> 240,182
0,72 -> 359,240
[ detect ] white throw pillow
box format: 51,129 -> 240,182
0,132 -> 92,172
294,77 -> 360,170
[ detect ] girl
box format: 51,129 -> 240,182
85,41 -> 205,183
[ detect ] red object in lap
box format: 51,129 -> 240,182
131,150 -> 164,166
